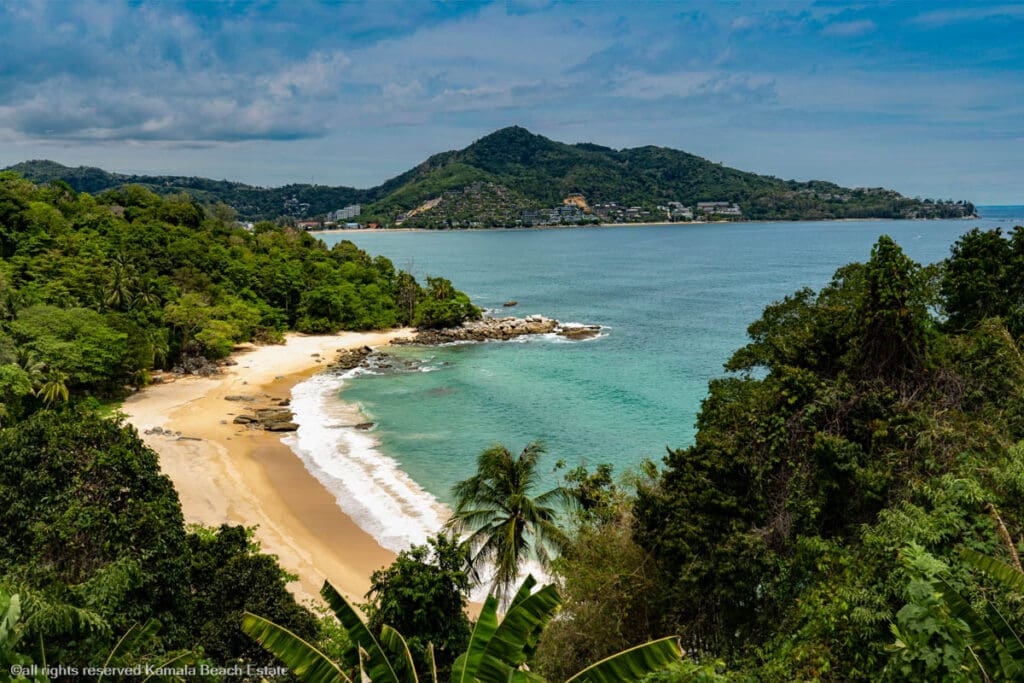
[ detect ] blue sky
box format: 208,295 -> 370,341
0,1 -> 1021,203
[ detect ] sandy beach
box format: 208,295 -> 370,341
121,330 -> 413,606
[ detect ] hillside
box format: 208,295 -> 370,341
5,159 -> 369,220
5,127 -> 975,225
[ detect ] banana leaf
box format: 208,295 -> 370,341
241,612 -> 349,683
322,581 -> 401,683
564,636 -> 683,683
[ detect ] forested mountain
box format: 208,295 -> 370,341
5,127 -> 975,225
5,159 -> 370,221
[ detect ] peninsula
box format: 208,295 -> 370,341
6,127 -> 974,229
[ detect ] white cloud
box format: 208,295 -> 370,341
909,4 -> 1024,27
822,19 -> 877,36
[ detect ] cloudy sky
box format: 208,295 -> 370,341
1,1 -> 1021,203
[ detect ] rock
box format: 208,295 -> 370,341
353,422 -> 375,430
256,408 -> 293,419
311,353 -> 320,357
503,300 -> 518,307
558,324 -> 603,341
233,415 -> 256,424
275,375 -> 285,380
225,395 -> 256,402
265,422 -> 299,432
395,314 -> 587,346
277,398 -> 291,406
332,346 -> 375,372
176,436 -> 202,441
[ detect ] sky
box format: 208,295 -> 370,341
0,0 -> 1021,204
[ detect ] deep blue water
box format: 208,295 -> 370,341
319,212 -> 1022,504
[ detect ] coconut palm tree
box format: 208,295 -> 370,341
446,441 -> 568,606
37,369 -> 69,406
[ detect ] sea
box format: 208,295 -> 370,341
285,208 -> 1024,554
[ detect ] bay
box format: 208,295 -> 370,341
319,210 -> 1023,506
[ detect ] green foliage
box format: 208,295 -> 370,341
0,175 -> 472,404
245,576 -> 683,683
886,544 -> 974,681
633,234 -> 1024,679
0,406 -> 190,650
364,534 -> 471,681
241,612 -> 349,683
942,226 -> 1024,339
0,408 -> 318,669
414,277 -> 480,329
186,524 -> 320,667
447,442 -> 568,605
8,305 -> 129,387
535,467 -> 663,682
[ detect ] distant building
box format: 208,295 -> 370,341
697,201 -> 742,217
296,221 -> 321,230
668,202 -> 693,219
331,205 -> 361,221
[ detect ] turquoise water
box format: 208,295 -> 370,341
321,211 -> 1023,505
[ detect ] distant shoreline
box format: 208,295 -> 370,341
310,214 -> 982,236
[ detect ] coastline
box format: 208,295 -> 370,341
121,330 -> 413,606
310,214 -> 981,236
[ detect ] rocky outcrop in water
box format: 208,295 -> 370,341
330,346 -> 375,371
396,315 -> 601,345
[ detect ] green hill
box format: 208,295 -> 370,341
4,159 -> 368,220
5,127 -> 975,225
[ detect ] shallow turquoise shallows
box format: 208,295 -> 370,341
320,210 -> 1023,505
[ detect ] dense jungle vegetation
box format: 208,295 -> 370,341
0,172 -> 477,418
2,172 -> 1023,681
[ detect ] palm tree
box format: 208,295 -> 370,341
37,369 -> 69,406
446,442 -> 568,606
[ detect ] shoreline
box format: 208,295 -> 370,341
121,330 -> 413,606
310,214 -> 982,235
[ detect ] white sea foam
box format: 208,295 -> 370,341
282,373 -> 450,554
284,367 -> 554,601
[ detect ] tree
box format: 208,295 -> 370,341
855,235 -> 931,384
446,442 -> 568,606
0,408 -> 191,656
414,277 -> 479,329
364,534 -> 471,681
534,464 -> 663,681
36,369 -> 69,406
186,524 -> 319,667
7,306 -> 129,388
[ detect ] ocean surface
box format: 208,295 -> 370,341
289,208 -> 1024,552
